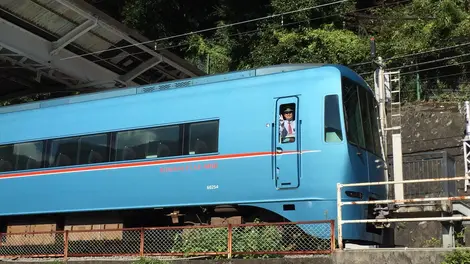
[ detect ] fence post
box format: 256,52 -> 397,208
139,227 -> 144,257
330,220 -> 335,252
227,224 -> 232,259
337,183 -> 343,250
64,230 -> 69,261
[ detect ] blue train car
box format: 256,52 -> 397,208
0,64 -> 387,245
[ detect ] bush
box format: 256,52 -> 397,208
170,219 -> 286,259
441,249 -> 470,264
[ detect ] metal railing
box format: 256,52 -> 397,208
0,220 -> 334,260
336,176 -> 470,249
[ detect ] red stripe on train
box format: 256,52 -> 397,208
0,150 -> 296,179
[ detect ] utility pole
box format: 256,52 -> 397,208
371,38 -> 389,192
463,101 -> 470,192
370,37 -> 402,248
370,37 -> 403,201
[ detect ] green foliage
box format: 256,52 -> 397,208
270,0 -> 354,26
46,260 -> 64,264
170,219 -> 286,259
248,24 -> 369,67
185,23 -> 235,74
421,237 -> 441,248
371,0 -> 466,56
168,218 -> 330,259
230,224 -> 285,259
171,227 -> 228,259
441,249 -> 470,264
132,257 -> 168,264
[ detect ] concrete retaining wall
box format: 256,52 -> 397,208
6,248 -> 459,264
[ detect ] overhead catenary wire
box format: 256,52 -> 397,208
401,60 -> 470,76
421,72 -> 469,81
385,41 -> 470,61
359,52 -> 470,75
351,41 -> 470,68
60,0 -> 349,61
387,52 -> 470,71
362,60 -> 470,82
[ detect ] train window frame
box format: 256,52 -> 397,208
13,141 -> 45,171
0,140 -> 48,173
188,120 -> 220,155
77,134 -> 110,165
114,124 -> 183,162
0,119 -> 221,174
341,76 -> 366,149
48,133 -> 110,168
369,94 -> 383,157
324,94 -> 344,143
48,137 -> 79,167
358,87 -> 375,153
279,103 -> 297,144
0,144 -> 15,172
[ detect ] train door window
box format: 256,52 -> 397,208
48,137 -> 79,167
279,103 -> 296,143
188,120 -> 219,154
324,95 -> 343,143
146,125 -> 182,158
358,88 -> 374,152
77,134 -> 109,165
342,77 -> 365,148
0,145 -> 14,172
14,141 -> 44,170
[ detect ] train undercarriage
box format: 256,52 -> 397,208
0,204 -> 287,239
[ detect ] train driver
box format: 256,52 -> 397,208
279,107 -> 296,143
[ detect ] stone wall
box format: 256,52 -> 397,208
392,102 -> 463,171
386,101 -> 467,247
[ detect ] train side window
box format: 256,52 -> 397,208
115,125 -> 183,161
279,103 -> 296,143
49,137 -> 79,167
370,96 -> 382,156
342,77 -> 365,148
115,130 -> 146,161
77,134 -> 109,165
358,88 -> 374,153
188,121 -> 219,154
0,145 -> 14,172
146,125 -> 182,158
324,95 -> 343,143
14,141 -> 44,170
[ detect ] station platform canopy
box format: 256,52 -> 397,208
0,0 -> 206,101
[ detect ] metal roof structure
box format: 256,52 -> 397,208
0,0 -> 206,101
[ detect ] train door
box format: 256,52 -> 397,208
274,97 -> 300,189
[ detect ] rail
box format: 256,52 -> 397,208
0,220 -> 334,260
337,176 -> 470,249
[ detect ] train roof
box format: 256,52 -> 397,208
0,63 -> 369,115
